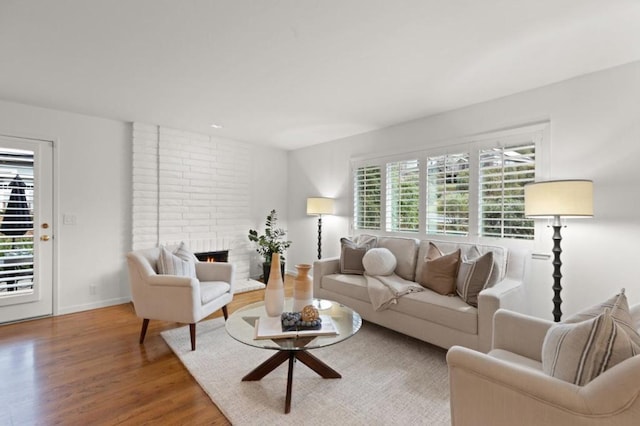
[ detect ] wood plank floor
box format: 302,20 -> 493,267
0,276 -> 294,425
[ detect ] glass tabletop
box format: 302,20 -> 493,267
225,298 -> 362,351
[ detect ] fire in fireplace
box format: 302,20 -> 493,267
194,250 -> 229,263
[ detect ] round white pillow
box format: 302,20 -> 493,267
362,247 -> 397,276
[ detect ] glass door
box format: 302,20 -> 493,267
0,135 -> 53,323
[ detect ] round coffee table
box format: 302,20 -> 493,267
225,298 -> 362,413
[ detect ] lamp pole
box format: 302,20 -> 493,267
316,215 -> 323,260
551,216 -> 563,322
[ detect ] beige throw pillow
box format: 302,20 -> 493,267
455,246 -> 494,307
563,289 -> 640,347
340,235 -> 377,274
419,242 -> 460,295
542,309 -> 639,386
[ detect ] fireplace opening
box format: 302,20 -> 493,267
194,250 -> 229,263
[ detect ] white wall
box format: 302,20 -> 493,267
287,61 -> 640,320
0,99 -> 289,315
0,99 -> 131,314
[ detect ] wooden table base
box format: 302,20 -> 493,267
242,350 -> 341,413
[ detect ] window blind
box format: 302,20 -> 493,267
479,144 -> 535,239
353,165 -> 382,230
0,149 -> 35,293
386,159 -> 419,232
426,153 -> 470,236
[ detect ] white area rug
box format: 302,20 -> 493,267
161,318 -> 450,425
233,278 -> 265,294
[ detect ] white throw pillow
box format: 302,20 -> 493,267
362,248 -> 397,276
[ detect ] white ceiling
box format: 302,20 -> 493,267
1,1 -> 640,151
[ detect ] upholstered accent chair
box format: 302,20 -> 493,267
447,307 -> 640,425
126,246 -> 235,350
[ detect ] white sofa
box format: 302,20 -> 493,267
448,307 -> 640,425
313,236 -> 528,352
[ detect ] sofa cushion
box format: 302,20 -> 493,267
362,247 -> 397,276
376,237 -> 418,281
340,235 -> 377,274
455,247 -> 494,307
415,240 -> 507,288
564,289 -> 640,347
320,273 -> 369,303
390,289 -> 478,334
542,309 -> 639,386
200,281 -> 231,305
418,243 -> 461,295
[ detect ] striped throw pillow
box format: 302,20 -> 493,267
542,309 -> 639,386
564,289 -> 640,347
455,246 -> 494,307
158,244 -> 196,278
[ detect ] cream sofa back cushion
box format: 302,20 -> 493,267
376,236 -> 418,281
415,240 -> 507,287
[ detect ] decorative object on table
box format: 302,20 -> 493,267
292,263 -> 313,312
248,209 -> 291,283
306,197 -> 335,259
525,179 -> 593,322
254,313 -> 336,339
264,253 -> 285,317
281,306 -> 322,331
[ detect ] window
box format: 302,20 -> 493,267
479,144 -> 535,239
353,165 -> 381,230
426,153 -> 470,236
386,159 -> 420,232
352,124 -> 544,240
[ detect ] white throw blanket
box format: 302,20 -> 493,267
366,273 -> 424,311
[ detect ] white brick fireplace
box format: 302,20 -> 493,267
132,123 -> 252,281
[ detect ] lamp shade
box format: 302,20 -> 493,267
306,197 -> 335,215
524,180 -> 593,217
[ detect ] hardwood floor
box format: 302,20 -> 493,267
0,276 -> 294,425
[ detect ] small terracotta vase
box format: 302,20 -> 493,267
264,253 -> 285,317
292,264 -> 313,312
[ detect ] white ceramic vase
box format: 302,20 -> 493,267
264,253 -> 285,317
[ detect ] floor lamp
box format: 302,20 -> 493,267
306,197 -> 335,260
524,180 -> 593,322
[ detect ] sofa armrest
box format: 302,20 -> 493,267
313,257 -> 340,293
195,261 -> 235,284
477,278 -> 525,353
146,274 -> 197,288
492,309 -> 553,361
448,346 -> 640,423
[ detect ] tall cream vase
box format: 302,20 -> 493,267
292,264 -> 312,312
264,253 -> 284,317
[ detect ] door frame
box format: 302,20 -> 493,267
0,131 -> 59,319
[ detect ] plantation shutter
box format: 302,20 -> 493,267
425,153 -> 470,236
479,144 -> 535,239
0,149 -> 35,292
353,165 -> 381,230
385,159 -> 420,232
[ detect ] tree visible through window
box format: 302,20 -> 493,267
352,125 -> 542,239
479,144 -> 535,239
426,153 -> 469,236
386,160 -> 419,232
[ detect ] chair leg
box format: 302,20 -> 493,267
139,318 -> 150,344
189,323 -> 196,351
222,305 -> 229,321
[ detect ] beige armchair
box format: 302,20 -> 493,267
126,247 -> 235,350
447,307 -> 640,426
